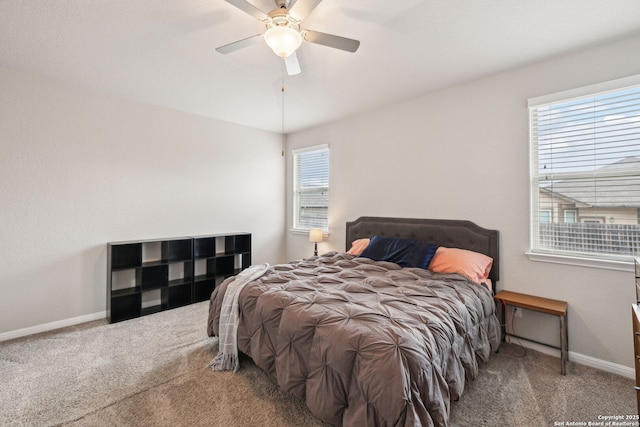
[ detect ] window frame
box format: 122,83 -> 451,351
291,144 -> 330,233
527,74 -> 640,272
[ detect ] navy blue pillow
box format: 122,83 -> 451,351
358,236 -> 438,269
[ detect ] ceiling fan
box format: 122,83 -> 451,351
216,0 -> 360,75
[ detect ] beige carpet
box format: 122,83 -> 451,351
0,301 -> 636,426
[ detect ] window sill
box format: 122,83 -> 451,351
289,228 -> 330,238
525,251 -> 634,272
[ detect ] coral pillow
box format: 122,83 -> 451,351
428,247 -> 493,284
347,238 -> 370,256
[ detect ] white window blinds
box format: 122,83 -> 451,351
293,145 -> 329,231
529,77 -> 640,258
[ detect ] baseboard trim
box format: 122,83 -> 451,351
569,350 -> 635,379
0,311 -> 107,342
506,337 -> 634,379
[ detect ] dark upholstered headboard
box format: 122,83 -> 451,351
346,217 -> 500,284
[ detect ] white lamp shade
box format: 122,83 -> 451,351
309,228 -> 323,243
264,25 -> 302,58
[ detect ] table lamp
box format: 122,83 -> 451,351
309,228 -> 323,256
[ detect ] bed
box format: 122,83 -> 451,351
207,217 -> 501,427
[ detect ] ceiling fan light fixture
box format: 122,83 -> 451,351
264,25 -> 302,58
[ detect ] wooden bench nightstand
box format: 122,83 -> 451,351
494,290 -> 569,375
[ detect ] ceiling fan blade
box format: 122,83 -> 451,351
302,30 -> 360,53
224,0 -> 268,21
288,0 -> 323,22
284,52 -> 301,76
216,34 -> 263,54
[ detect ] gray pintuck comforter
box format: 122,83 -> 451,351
207,252 -> 501,427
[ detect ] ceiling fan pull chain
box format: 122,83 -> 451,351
281,60 -> 286,155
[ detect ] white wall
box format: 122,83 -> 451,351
0,65 -> 286,336
286,34 -> 640,371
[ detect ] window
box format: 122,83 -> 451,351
563,210 -> 577,223
529,76 -> 640,260
293,145 -> 329,231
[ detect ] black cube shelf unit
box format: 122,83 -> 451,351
107,233 -> 251,323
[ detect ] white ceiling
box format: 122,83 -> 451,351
2,0 -> 640,133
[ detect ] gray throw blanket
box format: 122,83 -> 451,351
208,263 -> 269,372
